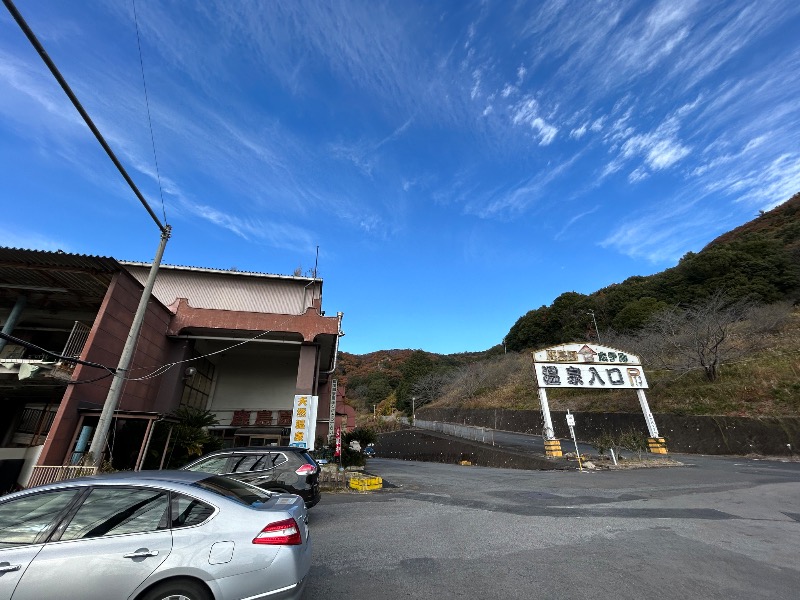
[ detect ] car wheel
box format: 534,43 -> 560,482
139,579 -> 211,600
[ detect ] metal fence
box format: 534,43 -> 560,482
27,466 -> 98,489
414,419 -> 495,445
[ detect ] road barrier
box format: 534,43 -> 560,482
349,475 -> 383,491
414,419 -> 495,445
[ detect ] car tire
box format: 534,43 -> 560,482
139,579 -> 211,600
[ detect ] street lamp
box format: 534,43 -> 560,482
412,396 -> 416,422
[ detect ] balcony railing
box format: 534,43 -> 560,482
211,409 -> 294,428
51,321 -> 91,381
27,465 -> 98,488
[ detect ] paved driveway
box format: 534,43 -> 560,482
306,455 -> 800,600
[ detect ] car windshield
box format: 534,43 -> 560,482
192,475 -> 275,506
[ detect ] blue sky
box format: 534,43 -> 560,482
2,1 -> 799,355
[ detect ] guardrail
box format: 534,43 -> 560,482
414,419 -> 495,445
27,465 -> 98,488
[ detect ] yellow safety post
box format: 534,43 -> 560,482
544,439 -> 563,457
647,437 -> 668,454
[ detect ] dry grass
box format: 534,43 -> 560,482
428,309 -> 800,417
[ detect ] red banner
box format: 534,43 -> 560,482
334,426 -> 341,457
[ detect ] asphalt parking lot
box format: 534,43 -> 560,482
305,455 -> 800,600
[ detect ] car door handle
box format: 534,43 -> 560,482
123,550 -> 159,559
0,563 -> 21,573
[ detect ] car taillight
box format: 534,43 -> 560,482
253,518 -> 302,545
295,463 -> 316,476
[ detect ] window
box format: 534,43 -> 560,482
180,357 -> 215,410
270,452 -> 288,468
193,475 -> 274,506
251,452 -> 287,471
171,494 -> 214,528
232,454 -> 263,473
184,454 -> 233,473
0,490 -> 79,547
60,488 -> 168,540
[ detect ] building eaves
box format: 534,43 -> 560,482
0,247 -> 121,273
119,261 -> 322,284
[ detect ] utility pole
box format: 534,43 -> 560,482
88,227 -> 171,465
587,310 -> 601,343
4,0 -> 172,468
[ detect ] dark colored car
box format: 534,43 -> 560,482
182,447 -> 321,508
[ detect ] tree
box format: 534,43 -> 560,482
344,426 -> 377,451
639,290 -> 752,381
411,371 -> 451,408
611,297 -> 668,332
396,350 -> 437,413
164,406 -> 222,468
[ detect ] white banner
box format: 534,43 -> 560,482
535,362 -> 648,389
289,394 -> 319,450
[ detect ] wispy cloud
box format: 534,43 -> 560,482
466,153 -> 581,219
178,197 -> 317,252
0,226 -> 71,252
510,96 -> 558,145
702,153 -> 800,210
570,124 -> 587,139
599,194 -> 712,263
554,206 -> 600,240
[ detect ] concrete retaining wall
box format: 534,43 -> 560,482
374,428 -> 565,470
417,408 -> 800,456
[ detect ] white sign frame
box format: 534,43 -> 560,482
533,343 -> 659,440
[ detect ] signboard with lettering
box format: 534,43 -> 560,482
535,362 -> 648,389
533,343 -> 642,366
533,344 -> 648,389
289,394 -> 319,450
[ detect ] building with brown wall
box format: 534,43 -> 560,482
0,248 -> 349,491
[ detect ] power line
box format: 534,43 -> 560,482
2,0 -> 167,234
1,313 -> 303,383
0,331 -> 116,373
132,0 -> 168,226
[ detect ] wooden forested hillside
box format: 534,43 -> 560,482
504,192 -> 800,351
339,192 -> 800,418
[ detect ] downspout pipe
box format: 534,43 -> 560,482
0,295 -> 27,354
320,312 -> 344,375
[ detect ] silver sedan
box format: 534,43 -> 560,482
0,470 -> 311,600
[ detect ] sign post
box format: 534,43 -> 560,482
566,410 -> 583,471
334,426 -> 342,471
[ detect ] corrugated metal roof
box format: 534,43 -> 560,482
0,247 -> 120,272
122,264 -> 322,314
120,261 -> 321,283
0,247 -> 120,309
